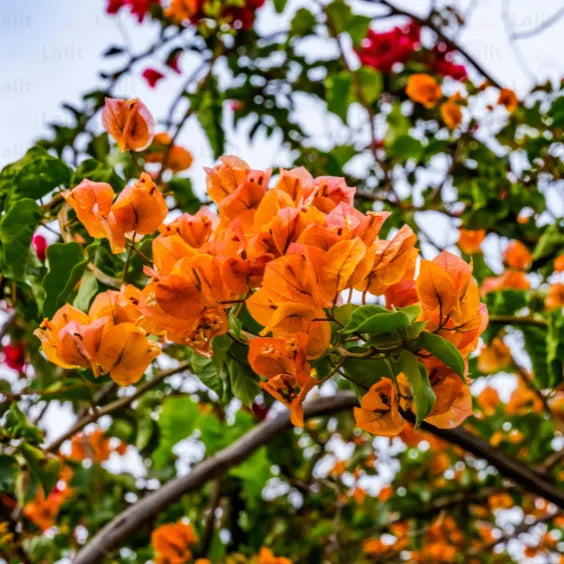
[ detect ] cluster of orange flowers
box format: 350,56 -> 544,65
355,251 -> 487,435
406,73 -> 518,129
35,291 -> 160,386
36,96 -> 487,433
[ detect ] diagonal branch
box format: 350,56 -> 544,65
46,361 -> 191,453
75,393 -> 564,563
73,393 -> 358,564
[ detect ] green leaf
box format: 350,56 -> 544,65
0,454 -> 18,491
191,78 -> 224,158
325,72 -> 352,122
356,67 -> 383,105
229,447 -> 272,499
153,396 -> 200,469
345,15 -> 371,47
73,270 -> 98,312
0,198 -> 40,280
341,305 -> 409,334
19,443 -> 60,496
228,357 -> 260,407
190,350 -> 225,399
485,289 -> 529,316
135,410 -> 154,451
71,158 -> 125,190
42,242 -> 87,318
522,326 -> 550,388
290,7 -> 317,36
273,0 -> 287,13
417,331 -> 465,377
167,177 -> 201,214
390,135 -> 424,161
398,350 -> 435,425
343,355 -> 393,394
326,0 -> 352,34
10,147 -> 71,201
547,311 -> 564,387
4,403 -> 43,444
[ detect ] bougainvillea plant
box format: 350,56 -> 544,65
0,1 -> 563,563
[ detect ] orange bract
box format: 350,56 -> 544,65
458,228 -> 485,254
478,337 -> 511,374
151,520 -> 198,564
145,132 -> 193,172
497,88 -> 518,112
35,290 -> 160,386
257,547 -> 294,564
406,74 -> 442,108
503,240 -> 532,270
440,99 -> 462,129
102,97 -> 154,151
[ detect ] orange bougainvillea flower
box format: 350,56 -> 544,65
554,254 -> 564,272
354,225 -> 418,296
35,293 -> 160,386
151,520 -> 198,564
503,240 -> 532,270
425,367 -> 472,429
257,547 -> 293,564
65,173 -> 168,254
63,180 -> 114,238
354,378 -> 405,436
102,97 -> 154,151
248,336 -> 317,426
406,74 -> 442,108
546,283 -> 564,311
497,88 -> 518,112
478,337 -> 511,373
385,280 -> 418,309
440,99 -> 462,129
70,429 -> 126,463
106,172 -> 168,253
145,132 -> 193,173
506,379 -> 543,415
457,228 -> 485,254
481,269 -> 530,295
23,467 -> 73,532
416,250 -> 487,356
477,386 -> 501,416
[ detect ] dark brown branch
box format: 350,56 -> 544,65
46,361 -> 190,453
73,394 -> 358,564
75,392 -> 564,563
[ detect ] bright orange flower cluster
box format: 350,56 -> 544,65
102,97 -> 154,152
35,290 -> 160,386
151,520 -> 198,564
64,172 -> 167,253
355,251 -> 486,436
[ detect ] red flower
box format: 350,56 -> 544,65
3,341 -> 25,373
357,21 -> 420,72
428,42 -> 467,80
32,234 -> 47,262
106,0 -> 160,23
142,68 -> 165,88
224,0 -> 266,30
165,49 -> 182,74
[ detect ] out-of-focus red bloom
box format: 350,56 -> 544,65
3,341 -> 25,373
224,0 -> 266,30
428,42 -> 467,80
356,21 -> 420,72
106,0 -> 160,22
142,68 -> 165,88
32,233 -> 47,262
165,49 -> 182,74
